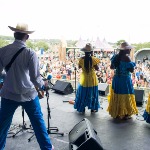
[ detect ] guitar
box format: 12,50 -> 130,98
35,87 -> 45,99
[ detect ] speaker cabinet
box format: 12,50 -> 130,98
69,118 -> 103,150
134,89 -> 144,106
52,80 -> 73,95
98,83 -> 109,96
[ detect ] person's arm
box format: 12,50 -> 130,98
28,52 -> 44,88
110,63 -> 115,69
128,68 -> 134,73
125,56 -> 134,73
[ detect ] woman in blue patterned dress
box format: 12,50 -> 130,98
107,42 -> 138,119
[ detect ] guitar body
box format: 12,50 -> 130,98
35,87 -> 45,99
38,90 -> 45,99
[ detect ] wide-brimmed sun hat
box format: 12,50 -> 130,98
119,42 -> 133,50
81,43 -> 93,52
8,23 -> 34,34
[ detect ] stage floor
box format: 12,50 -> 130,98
4,91 -> 150,150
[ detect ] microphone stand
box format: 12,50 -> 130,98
28,78 -> 64,142
74,48 -> 77,95
74,66 -> 77,95
45,89 -> 63,135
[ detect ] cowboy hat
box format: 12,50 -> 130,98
8,23 -> 34,34
119,42 -> 133,50
81,43 -> 93,52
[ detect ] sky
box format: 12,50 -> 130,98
0,0 -> 150,43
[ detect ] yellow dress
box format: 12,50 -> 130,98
107,55 -> 138,118
74,56 -> 100,112
79,57 -> 100,87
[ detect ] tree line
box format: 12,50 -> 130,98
0,35 -> 77,51
0,36 -> 150,52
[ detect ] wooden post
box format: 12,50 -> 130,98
130,48 -> 135,62
59,38 -> 67,61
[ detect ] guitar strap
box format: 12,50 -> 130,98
5,47 -> 26,72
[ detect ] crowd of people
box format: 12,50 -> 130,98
39,50 -> 150,88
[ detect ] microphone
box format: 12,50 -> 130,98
47,75 -> 52,80
40,74 -> 52,81
40,74 -> 53,91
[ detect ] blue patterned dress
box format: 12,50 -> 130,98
107,55 -> 138,118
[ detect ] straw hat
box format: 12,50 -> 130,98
8,23 -> 34,34
119,42 -> 133,50
81,43 -> 93,52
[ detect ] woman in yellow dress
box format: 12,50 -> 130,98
107,42 -> 138,119
74,43 -> 100,113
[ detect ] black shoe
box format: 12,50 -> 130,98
91,110 -> 98,113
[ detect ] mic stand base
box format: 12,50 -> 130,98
28,127 -> 64,142
12,107 -> 32,138
12,124 -> 31,138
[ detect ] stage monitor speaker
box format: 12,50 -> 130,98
98,83 -> 109,96
69,118 -> 104,150
52,80 -> 73,95
134,89 -> 144,106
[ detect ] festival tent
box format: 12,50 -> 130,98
94,37 -> 105,49
93,38 -> 114,52
75,37 -> 86,48
102,38 -> 114,52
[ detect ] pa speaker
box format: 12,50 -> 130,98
52,80 -> 73,95
98,83 -> 109,96
69,118 -> 104,150
134,89 -> 144,106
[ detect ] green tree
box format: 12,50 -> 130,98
26,40 -> 36,49
67,40 -> 77,47
133,42 -> 150,51
35,41 -> 49,51
0,39 -> 9,48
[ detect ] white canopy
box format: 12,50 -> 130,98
94,37 -> 105,49
75,37 -> 86,48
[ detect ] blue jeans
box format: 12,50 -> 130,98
0,96 -> 52,150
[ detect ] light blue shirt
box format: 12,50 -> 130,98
0,40 -> 44,102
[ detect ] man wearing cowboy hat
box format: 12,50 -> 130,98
0,23 -> 54,150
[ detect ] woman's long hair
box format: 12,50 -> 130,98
84,52 -> 92,73
113,50 -> 129,68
